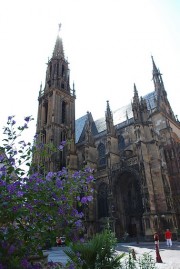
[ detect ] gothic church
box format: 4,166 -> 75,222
35,28 -> 180,240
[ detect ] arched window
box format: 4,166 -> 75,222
57,63 -> 59,77
98,143 -> 106,167
60,132 -> 66,169
145,218 -> 150,229
98,183 -> 108,219
118,135 -> 125,151
49,62 -> 52,77
62,65 -> 65,77
62,101 -> 66,124
44,102 -> 48,124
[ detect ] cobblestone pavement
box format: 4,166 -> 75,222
45,241 -> 180,269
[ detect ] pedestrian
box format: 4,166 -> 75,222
165,229 -> 172,247
154,232 -> 159,247
154,232 -> 163,263
56,236 -> 61,247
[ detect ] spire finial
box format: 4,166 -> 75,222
134,83 -> 138,96
106,100 -> 112,118
53,23 -> 64,58
151,55 -> 159,76
58,23 -> 62,33
106,100 -> 110,111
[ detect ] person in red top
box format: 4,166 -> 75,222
56,237 -> 62,247
165,229 -> 172,247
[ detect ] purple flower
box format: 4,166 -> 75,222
34,133 -> 38,139
61,140 -> 66,146
8,156 -> 15,165
56,178 -> 63,188
86,175 -> 94,183
7,183 -> 16,193
21,259 -> 29,269
8,244 -> 16,254
0,154 -> 5,162
68,264 -> 75,269
48,261 -> 54,267
0,180 -> 6,186
77,212 -> 84,218
58,144 -> 64,150
46,172 -> 54,181
72,171 -> 81,179
81,197 -> 88,204
13,206 -> 18,212
84,167 -> 94,173
24,116 -> 31,122
87,195 -> 93,202
36,142 -> 44,149
71,209 -> 78,216
58,207 -> 64,214
8,115 -> 14,121
60,194 -> 67,201
0,166 -> 6,174
76,251 -> 81,257
75,219 -> 82,228
17,191 -> 24,197
58,140 -> 66,151
57,168 -> 68,177
1,241 -> 8,249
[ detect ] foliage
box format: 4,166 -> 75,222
138,252 -> 156,269
122,250 -> 156,269
64,227 -> 125,269
0,116 -> 94,269
124,251 -> 137,269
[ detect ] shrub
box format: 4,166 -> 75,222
64,227 -> 125,269
0,116 -> 94,269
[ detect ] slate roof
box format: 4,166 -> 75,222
75,91 -> 157,143
143,91 -> 157,111
75,114 -> 88,143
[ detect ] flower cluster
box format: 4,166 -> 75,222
0,116 -> 94,269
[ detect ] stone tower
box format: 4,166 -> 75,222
35,25 -> 77,172
131,82 -> 175,239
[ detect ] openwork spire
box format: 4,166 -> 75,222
105,100 -> 115,136
106,100 -> 112,118
151,55 -> 159,77
133,83 -> 139,104
52,23 -> 64,58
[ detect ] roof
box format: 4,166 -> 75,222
75,114 -> 88,143
75,91 -> 157,143
143,91 -> 157,111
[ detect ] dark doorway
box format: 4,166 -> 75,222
113,171 -> 144,239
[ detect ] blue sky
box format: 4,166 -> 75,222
0,0 -> 179,143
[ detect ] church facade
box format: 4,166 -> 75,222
35,29 -> 180,240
